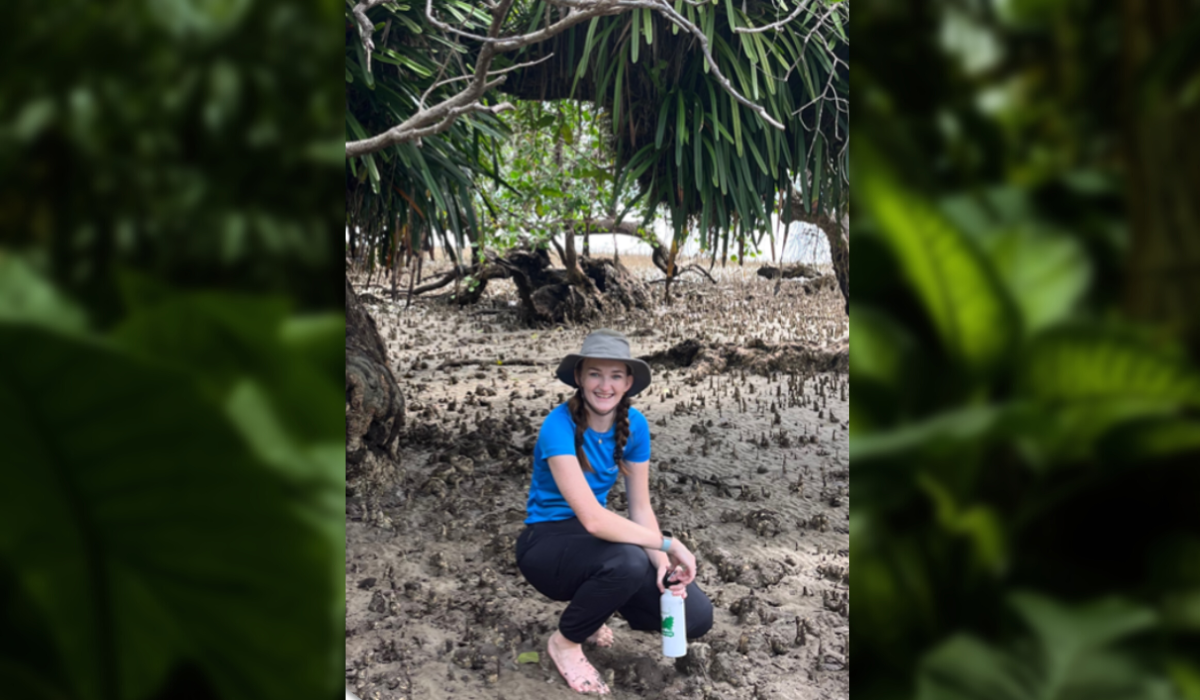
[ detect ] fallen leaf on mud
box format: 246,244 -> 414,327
517,651 -> 540,664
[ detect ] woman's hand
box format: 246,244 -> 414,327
663,539 -> 697,590
654,553 -> 688,598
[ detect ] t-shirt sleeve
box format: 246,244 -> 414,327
537,406 -> 578,459
623,408 -> 651,463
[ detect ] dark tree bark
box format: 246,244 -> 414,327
346,277 -> 403,478
789,192 -> 849,315
498,243 -> 649,325
1122,0 -> 1200,355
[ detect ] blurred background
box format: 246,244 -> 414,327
852,1 -> 1200,699
0,1 -> 344,699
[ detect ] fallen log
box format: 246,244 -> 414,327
437,358 -> 544,369
641,337 -> 849,379
757,263 -> 822,280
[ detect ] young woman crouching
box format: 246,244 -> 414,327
515,329 -> 713,695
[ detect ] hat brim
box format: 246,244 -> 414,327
556,353 -> 652,397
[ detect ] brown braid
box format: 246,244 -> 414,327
568,390 -> 594,474
613,395 -> 631,475
567,388 -> 634,478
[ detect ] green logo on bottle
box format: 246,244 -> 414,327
662,616 -> 675,637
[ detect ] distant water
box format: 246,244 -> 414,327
573,220 -> 832,265
346,219 -> 834,266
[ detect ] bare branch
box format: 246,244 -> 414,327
417,50 -> 459,111
420,53 -> 556,107
733,0 -> 812,34
400,98 -> 515,145
352,0 -> 399,75
348,0 -> 625,157
347,0 -> 845,157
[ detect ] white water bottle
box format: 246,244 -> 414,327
660,573 -> 687,657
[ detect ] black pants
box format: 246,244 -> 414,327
515,517 -> 714,644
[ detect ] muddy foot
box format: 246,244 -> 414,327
548,630 -> 610,695
586,624 -> 614,648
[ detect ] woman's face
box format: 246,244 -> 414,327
576,358 -> 634,416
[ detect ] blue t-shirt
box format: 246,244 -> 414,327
524,402 -> 651,524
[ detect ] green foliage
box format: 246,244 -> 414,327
0,256 -> 89,334
346,0 -> 848,268
852,3 -> 1200,698
918,594 -> 1169,700
854,160 -> 1200,695
555,0 -> 847,250
0,262 -> 343,700
2,0 -> 342,324
345,0 -> 508,258
474,100 -> 629,251
858,140 -> 1018,375
3,1 -> 343,698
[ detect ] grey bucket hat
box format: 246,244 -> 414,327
556,329 -> 652,397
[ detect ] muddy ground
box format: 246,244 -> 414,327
346,254 -> 849,700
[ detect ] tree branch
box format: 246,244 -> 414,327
352,0 -> 399,75
347,0 -> 818,158
348,0 -> 628,158
733,0 -> 814,34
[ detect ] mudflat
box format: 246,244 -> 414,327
346,255 -> 849,700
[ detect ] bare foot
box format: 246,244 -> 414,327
547,630 -> 610,695
585,624 -> 614,648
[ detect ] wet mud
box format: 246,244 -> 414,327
346,256 -> 849,700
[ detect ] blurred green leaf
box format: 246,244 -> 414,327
225,380 -> 341,484
1015,325 -> 1200,461
983,227 -> 1091,334
852,404 -> 1021,463
280,313 -> 348,386
11,98 -> 57,142
919,593 -> 1166,700
0,255 -> 87,334
1167,658 -> 1200,700
1011,592 -> 1156,665
1018,327 -> 1200,406
110,293 -> 344,445
857,139 -> 1019,373
918,474 -> 1008,574
0,325 -> 337,700
1098,418 -> 1200,463
851,306 -> 916,389
918,634 -> 1032,700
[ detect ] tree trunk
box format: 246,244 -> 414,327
663,237 -> 678,305
828,215 -> 850,315
1122,0 -> 1200,355
561,228 -> 590,287
790,191 -> 849,315
346,278 -> 403,479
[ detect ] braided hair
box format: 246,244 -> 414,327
567,388 -> 632,478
